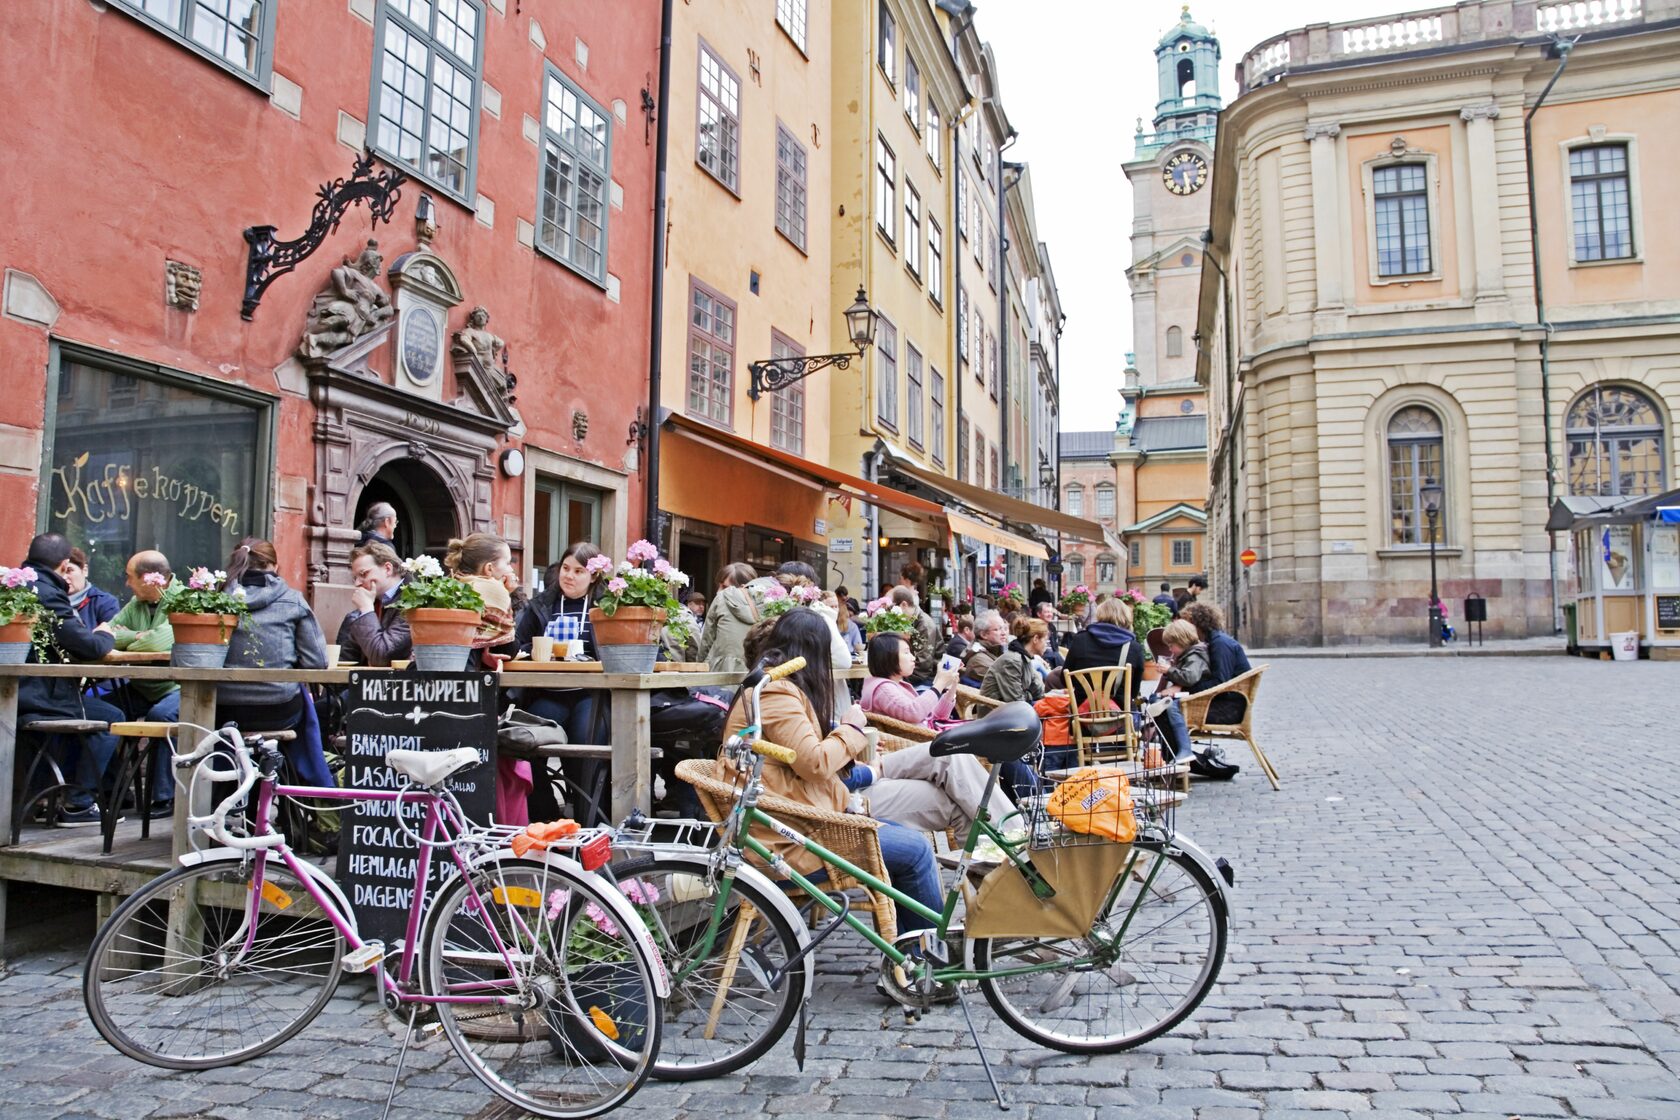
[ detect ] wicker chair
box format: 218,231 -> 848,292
1066,663 -> 1137,766
1180,664 -> 1278,790
673,758 -> 898,945
864,710 -> 936,747
954,685 -> 1001,720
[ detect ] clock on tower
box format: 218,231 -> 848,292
1162,151 -> 1208,195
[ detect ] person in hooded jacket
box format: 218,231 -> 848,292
215,538 -> 333,787
15,533 -> 123,826
1062,595 -> 1194,760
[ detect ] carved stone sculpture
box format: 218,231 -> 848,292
165,260 -> 202,312
297,239 -> 395,361
451,305 -> 504,368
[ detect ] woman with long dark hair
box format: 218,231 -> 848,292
720,610 -> 1012,936
515,542 -> 607,821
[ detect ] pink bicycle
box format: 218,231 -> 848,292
81,725 -> 668,1119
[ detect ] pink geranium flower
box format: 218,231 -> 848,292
585,555 -> 613,576
625,539 -> 659,564
142,572 -> 167,588
607,577 -> 628,594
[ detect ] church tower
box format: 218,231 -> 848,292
1113,8 -> 1220,590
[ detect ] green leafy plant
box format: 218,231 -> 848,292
590,541 -> 690,616
395,555 -> 486,613
159,568 -> 252,620
1128,591 -> 1172,636
862,597 -> 916,636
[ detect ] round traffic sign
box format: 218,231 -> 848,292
1240,548 -> 1258,567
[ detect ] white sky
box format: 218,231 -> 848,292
980,0 -> 1421,432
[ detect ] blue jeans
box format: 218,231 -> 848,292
142,690 -> 180,802
526,692 -> 603,822
875,819 -> 943,933
1148,701 -> 1192,760
59,695 -> 125,812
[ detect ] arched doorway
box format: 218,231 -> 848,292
356,459 -> 457,560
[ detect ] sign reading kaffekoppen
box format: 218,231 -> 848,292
51,451 -> 242,534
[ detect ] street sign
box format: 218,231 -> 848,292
830,538 -> 853,553
1240,548 -> 1258,567
1047,561 -> 1064,576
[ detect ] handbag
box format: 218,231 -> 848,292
497,706 -> 570,761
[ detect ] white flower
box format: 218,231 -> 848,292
211,569 -> 227,582
617,561 -> 634,574
403,555 -> 443,579
230,585 -> 247,600
672,571 -> 689,587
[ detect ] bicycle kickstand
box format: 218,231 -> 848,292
953,987 -> 1010,1111
381,1004 -> 420,1120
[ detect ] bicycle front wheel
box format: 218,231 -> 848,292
425,855 -> 663,1119
974,840 -> 1227,1054
83,857 -> 344,1069
613,856 -> 805,1081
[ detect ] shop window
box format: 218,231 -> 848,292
697,42 -> 741,193
113,0 -> 276,86
537,66 -> 611,284
1567,385 -> 1665,497
46,353 -> 272,593
1171,538 -> 1194,567
687,278 -> 735,426
532,477 -> 602,574
769,332 -> 805,456
372,0 -> 483,203
1387,405 -> 1444,545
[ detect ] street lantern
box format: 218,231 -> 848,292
748,288 -> 878,399
1420,476 -> 1444,648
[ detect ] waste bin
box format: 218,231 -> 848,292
1610,631 -> 1639,661
1562,603 -> 1577,652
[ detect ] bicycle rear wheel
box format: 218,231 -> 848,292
83,857 -> 344,1069
425,855 -> 663,1119
613,856 -> 805,1081
974,840 -> 1226,1054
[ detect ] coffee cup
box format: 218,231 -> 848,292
531,635 -> 556,662
566,637 -> 587,660
861,727 -> 880,766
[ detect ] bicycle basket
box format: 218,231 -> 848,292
1017,764 -> 1179,851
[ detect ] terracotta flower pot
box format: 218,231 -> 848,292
0,614 -> 35,665
169,612 -> 241,668
590,606 -> 665,674
405,607 -> 481,672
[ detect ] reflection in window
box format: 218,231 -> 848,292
538,69 -> 610,282
769,333 -> 805,455
1567,385 -> 1665,497
1387,405 -> 1443,545
116,0 -> 272,81
374,0 -> 481,199
687,279 -> 735,425
697,44 -> 741,192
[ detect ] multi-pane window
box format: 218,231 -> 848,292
928,219 -> 944,303
904,185 -> 922,277
990,447 -> 999,491
1569,144 -> 1634,262
775,0 -> 807,52
956,413 -> 969,481
930,369 -> 945,465
538,68 -> 611,283
878,2 -> 896,84
1171,539 -> 1194,567
987,330 -> 999,399
925,98 -> 941,169
769,332 -> 805,455
1096,485 -> 1115,518
687,279 -> 735,426
986,229 -> 998,290
1386,405 -> 1444,545
1067,556 -> 1084,585
1126,542 -> 1140,569
1373,164 -> 1430,276
373,0 -> 482,201
115,0 -> 275,83
957,286 -> 969,363
697,44 -> 741,192
906,344 -> 924,448
1099,556 -> 1117,584
775,123 -> 808,250
974,431 -> 985,489
1566,385 -> 1666,497
875,136 -> 896,244
904,56 -> 921,130
956,173 -> 968,239
876,315 -> 898,428
1064,485 -> 1083,516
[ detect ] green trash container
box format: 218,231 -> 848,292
1563,602 -> 1578,653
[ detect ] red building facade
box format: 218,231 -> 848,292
0,1 -> 658,621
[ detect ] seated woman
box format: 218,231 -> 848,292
215,538 -> 332,787
860,632 -> 959,727
446,532 -> 527,822
719,611 -> 1014,938
1062,595 -> 1194,761
981,615 -> 1050,705
697,562 -> 757,673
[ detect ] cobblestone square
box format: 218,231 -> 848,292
4,656 -> 1678,1119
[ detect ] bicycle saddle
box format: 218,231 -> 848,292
928,701 -> 1042,763
386,747 -> 482,787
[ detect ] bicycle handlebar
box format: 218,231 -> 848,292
751,740 -> 798,766
169,723 -> 286,850
763,656 -> 806,682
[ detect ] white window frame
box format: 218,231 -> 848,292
1560,135 -> 1644,267
904,55 -> 921,132
1064,485 -> 1083,517
536,64 -> 612,286
1095,484 -> 1115,518
697,41 -> 742,194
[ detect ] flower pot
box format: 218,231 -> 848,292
405,607 -> 480,673
588,606 -> 665,646
169,612 -> 241,668
547,961 -> 652,1063
0,615 -> 34,665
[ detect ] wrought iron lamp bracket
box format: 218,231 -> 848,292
748,349 -> 861,401
241,150 -> 408,320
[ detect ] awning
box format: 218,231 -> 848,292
885,453 -> 1108,541
947,511 -> 1049,560
662,414 -> 946,523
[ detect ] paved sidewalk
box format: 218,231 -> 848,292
3,656 -> 1679,1119
1247,635 -> 1565,658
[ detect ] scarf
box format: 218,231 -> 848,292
461,574 -> 516,649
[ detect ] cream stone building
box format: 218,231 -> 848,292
1197,0 -> 1680,645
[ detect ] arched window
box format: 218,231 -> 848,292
1165,326 -> 1183,358
1387,405 -> 1444,546
1095,484 -> 1116,518
1566,386 -> 1666,497
1064,484 -> 1084,516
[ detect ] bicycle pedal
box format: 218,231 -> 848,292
344,942 -> 386,973
421,1021 -> 445,1037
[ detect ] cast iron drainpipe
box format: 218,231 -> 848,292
642,0 -> 675,541
1524,34 -> 1580,635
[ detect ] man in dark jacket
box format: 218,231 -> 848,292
1028,578 -> 1055,612
18,533 -> 124,825
339,542 -> 411,666
1152,582 -> 1178,619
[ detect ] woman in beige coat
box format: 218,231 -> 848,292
698,562 -> 757,673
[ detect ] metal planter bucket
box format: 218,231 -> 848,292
598,643 -> 658,675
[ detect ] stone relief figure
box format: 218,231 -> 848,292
298,239 -> 395,361
451,305 -> 504,368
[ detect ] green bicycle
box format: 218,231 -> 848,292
613,657 -> 1234,1101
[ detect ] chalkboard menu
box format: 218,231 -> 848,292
336,671 -> 498,944
1658,595 -> 1680,632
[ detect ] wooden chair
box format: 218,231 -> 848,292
105,721 -> 176,854
954,685 -> 1001,720
1180,664 -> 1278,790
1065,664 -> 1137,766
674,758 -> 898,946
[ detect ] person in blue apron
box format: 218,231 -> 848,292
515,542 -> 607,822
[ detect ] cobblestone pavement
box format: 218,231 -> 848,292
4,657 -> 1679,1119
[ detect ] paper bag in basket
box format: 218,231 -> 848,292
1044,767 -> 1138,844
